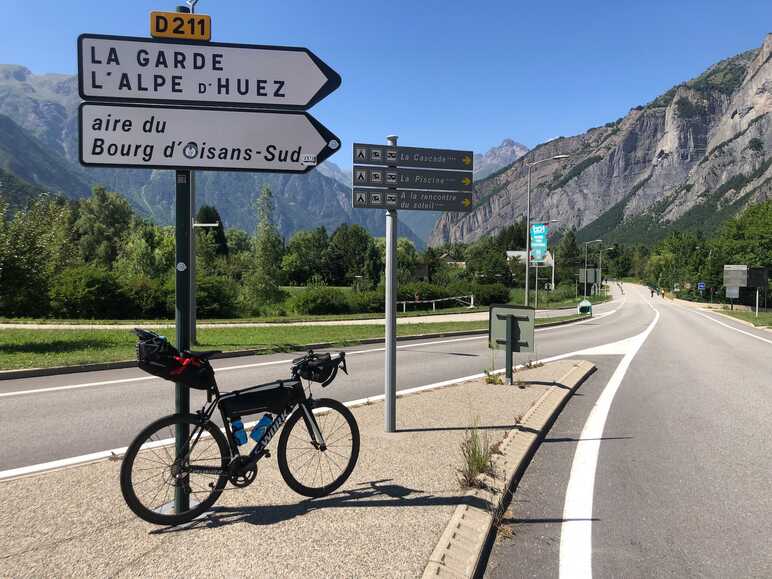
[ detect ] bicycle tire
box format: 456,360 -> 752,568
120,414 -> 229,526
277,398 -> 360,498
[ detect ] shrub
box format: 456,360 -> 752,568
196,275 -> 239,318
49,265 -> 124,318
748,137 -> 764,153
348,289 -> 385,313
471,283 -> 510,306
288,287 -> 349,315
119,275 -> 168,318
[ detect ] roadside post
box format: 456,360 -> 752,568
489,304 -> 535,384
173,5 -> 196,512
385,135 -> 398,433
352,142 -> 474,431
77,5 -> 341,513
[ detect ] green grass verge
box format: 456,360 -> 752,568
0,306 -> 485,326
0,315 -> 586,371
715,310 -> 772,327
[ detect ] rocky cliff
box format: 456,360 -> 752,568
430,35 -> 772,246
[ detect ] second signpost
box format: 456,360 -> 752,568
352,141 -> 474,432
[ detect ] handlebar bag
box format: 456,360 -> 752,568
220,382 -> 297,418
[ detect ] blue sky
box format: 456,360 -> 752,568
2,0 -> 770,165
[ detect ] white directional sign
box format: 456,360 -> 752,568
78,34 -> 341,109
79,103 -> 340,173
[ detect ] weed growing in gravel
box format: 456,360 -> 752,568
458,417 -> 494,488
484,369 -> 504,385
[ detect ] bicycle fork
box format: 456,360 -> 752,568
299,401 -> 327,450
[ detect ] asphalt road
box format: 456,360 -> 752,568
0,293 -> 626,472
485,286 -> 772,578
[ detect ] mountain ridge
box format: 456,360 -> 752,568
430,35 -> 772,246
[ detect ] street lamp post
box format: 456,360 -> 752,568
584,239 -> 602,297
524,155 -> 569,306
598,246 -> 613,297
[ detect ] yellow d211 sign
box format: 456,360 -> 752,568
150,11 -> 211,41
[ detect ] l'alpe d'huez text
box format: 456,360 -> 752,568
88,46 -> 287,98
89,114 -> 304,164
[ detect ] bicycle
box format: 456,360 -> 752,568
120,329 -> 360,526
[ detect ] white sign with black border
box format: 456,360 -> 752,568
79,102 -> 340,173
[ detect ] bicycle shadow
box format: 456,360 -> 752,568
150,479 -> 485,533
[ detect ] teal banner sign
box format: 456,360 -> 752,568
530,223 -> 549,263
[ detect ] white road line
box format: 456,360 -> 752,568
559,297 -> 659,579
0,307 -> 624,400
693,310 -> 772,346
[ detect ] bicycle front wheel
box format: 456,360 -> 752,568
120,414 -> 229,526
277,398 -> 360,497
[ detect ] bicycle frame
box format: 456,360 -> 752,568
183,377 -> 327,476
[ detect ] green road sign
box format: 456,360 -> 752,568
530,223 -> 549,263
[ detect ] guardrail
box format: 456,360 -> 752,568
396,295 -> 475,313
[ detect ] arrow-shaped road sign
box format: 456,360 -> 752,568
352,166 -> 474,192
352,188 -> 473,212
79,103 -> 340,173
78,34 -> 341,110
353,143 -> 473,171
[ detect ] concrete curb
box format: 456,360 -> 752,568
0,315 -> 589,381
422,360 -> 596,578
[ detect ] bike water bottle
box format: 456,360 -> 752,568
231,419 -> 247,446
250,414 -> 273,444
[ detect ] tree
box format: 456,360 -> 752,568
282,227 -> 329,285
324,224 -> 372,285
0,196 -> 78,316
195,205 -> 228,256
494,219 -> 527,251
242,185 -> 285,308
464,236 -> 511,285
554,229 -> 581,286
363,240 -> 383,288
73,187 -> 134,267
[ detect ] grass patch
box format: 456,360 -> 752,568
458,417 -> 494,488
0,321 -> 484,370
716,310 -> 772,327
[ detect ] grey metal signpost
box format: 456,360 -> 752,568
384,135 -> 398,433
351,141 -> 474,432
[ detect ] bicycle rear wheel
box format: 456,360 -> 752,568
277,398 -> 360,498
120,414 -> 229,526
